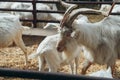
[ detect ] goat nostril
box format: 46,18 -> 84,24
57,47 -> 62,52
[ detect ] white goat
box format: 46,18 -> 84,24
11,2 -> 62,28
99,0 -> 120,13
37,0 -> 58,11
0,2 -> 13,9
44,14 -> 89,30
43,23 -> 60,29
112,4 -> 120,13
11,3 -> 51,27
56,1 -> 120,75
99,4 -> 111,12
0,2 -> 14,13
88,67 -> 113,78
10,2 -> 32,17
0,13 -> 28,65
29,34 -> 81,74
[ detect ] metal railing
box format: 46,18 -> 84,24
0,0 -> 120,28
0,68 -> 116,80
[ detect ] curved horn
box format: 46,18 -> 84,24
107,1 -> 116,16
67,8 -> 108,26
60,1 -> 78,28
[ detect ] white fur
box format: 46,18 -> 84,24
100,4 -> 111,13
57,5 -> 120,74
10,2 -> 62,27
0,2 -> 14,13
89,67 -> 113,78
29,34 -> 81,74
71,15 -> 120,73
0,13 -> 28,65
100,1 -> 120,13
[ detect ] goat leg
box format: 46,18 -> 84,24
70,61 -> 74,74
75,56 -> 79,74
81,60 -> 92,75
14,33 -> 28,65
38,56 -> 46,71
107,64 -> 115,76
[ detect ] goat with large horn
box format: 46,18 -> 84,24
56,1 -> 120,75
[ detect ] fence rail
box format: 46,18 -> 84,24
0,68 -> 116,80
0,0 -> 120,28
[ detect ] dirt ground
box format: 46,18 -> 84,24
0,15 -> 120,80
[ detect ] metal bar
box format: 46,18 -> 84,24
0,0 -> 120,4
19,12 -> 120,23
36,20 -> 60,23
20,19 -> 60,23
0,68 -> 116,80
20,19 -> 33,22
32,0 -> 37,28
66,1 -> 120,4
36,1 -> 59,4
1,8 -> 120,15
0,0 -> 58,4
36,10 -> 65,13
0,9 -> 33,12
0,9 -> 64,13
0,0 -> 120,26
0,0 -> 58,3
0,0 -> 33,3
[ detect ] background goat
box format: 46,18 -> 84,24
0,13 -> 28,65
88,67 -> 113,78
10,2 -> 63,28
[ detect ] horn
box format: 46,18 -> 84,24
67,8 -> 108,26
60,1 -> 78,28
107,1 -> 116,16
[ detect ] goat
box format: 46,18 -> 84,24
56,1 -> 120,75
11,2 -> 62,28
37,0 -> 58,11
112,4 -> 120,13
10,2 -> 51,27
99,1 -> 120,13
11,2 -> 32,16
44,14 -> 89,30
29,34 -> 81,74
43,23 -> 60,29
99,4 -> 111,12
0,2 -> 14,13
0,13 -> 28,65
88,67 -> 113,78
